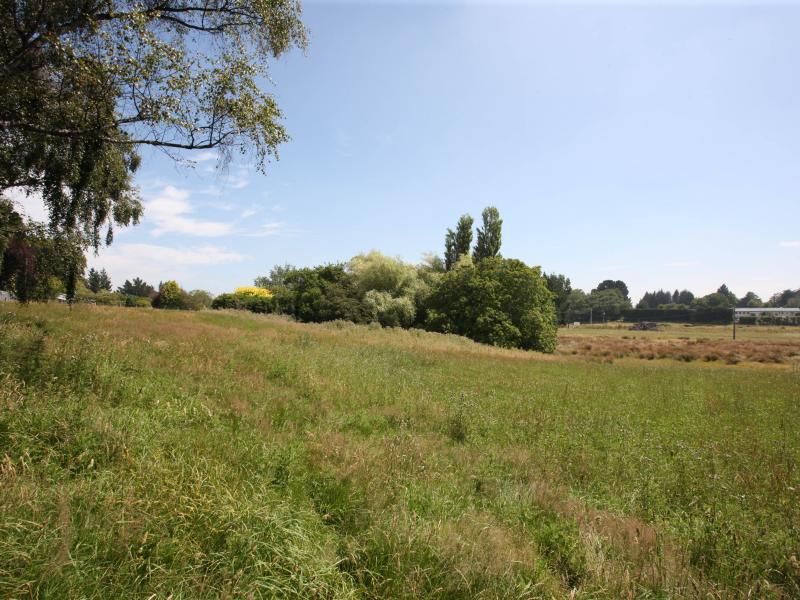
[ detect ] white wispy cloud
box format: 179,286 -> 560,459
145,185 -> 233,237
779,240 -> 800,248
245,221 -> 286,237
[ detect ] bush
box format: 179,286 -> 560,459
212,292 -> 274,314
364,290 -> 416,328
124,295 -> 151,308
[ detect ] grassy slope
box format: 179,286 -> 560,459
0,305 -> 798,598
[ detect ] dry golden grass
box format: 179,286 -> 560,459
556,334 -> 800,365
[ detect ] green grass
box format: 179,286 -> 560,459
1,305 -> 799,598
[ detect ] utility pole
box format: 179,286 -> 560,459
732,307 -> 736,340
589,307 -> 593,325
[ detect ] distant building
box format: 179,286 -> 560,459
734,307 -> 800,320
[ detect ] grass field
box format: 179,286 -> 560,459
1,305 -> 799,598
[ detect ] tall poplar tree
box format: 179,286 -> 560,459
473,206 -> 502,261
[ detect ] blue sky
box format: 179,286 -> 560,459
19,1 -> 799,302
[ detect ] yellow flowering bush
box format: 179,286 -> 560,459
234,286 -> 273,299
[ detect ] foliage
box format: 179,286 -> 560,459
348,251 -> 418,297
123,294 -> 151,308
444,229 -> 457,271
0,221 -> 85,302
117,277 -> 154,298
184,289 -> 214,310
544,272 -> 572,323
737,291 -> 763,308
587,288 -> 631,321
454,215 -> 474,259
562,289 -> 590,322
426,257 -> 556,351
254,264 -> 296,289
86,268 -> 112,293
767,289 -> 800,308
693,292 -> 734,309
152,280 -> 183,310
1,0 -> 306,249
212,292 -> 273,314
472,206 -> 502,261
716,284 -> 738,307
235,286 -> 273,299
594,279 -> 630,302
363,290 -> 416,328
283,264 -> 370,324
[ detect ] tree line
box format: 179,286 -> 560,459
2,201 -> 799,349
215,207 -> 557,352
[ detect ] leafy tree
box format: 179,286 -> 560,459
677,290 -> 695,305
563,289 -> 590,323
0,221 -> 85,302
737,291 -> 763,308
419,253 -> 445,274
636,289 -> 673,309
544,272 -> 572,323
425,257 -> 556,352
693,292 -> 733,309
716,284 -> 738,307
1,0 -> 306,250
282,264 -> 369,324
364,290 -> 416,328
86,268 -> 111,293
152,280 -> 183,309
184,289 -> 214,310
117,277 -> 154,298
454,214 -> 474,260
588,288 -> 630,321
254,264 -> 296,289
349,251 -> 417,296
444,229 -> 457,271
0,197 -> 24,263
767,289 -> 800,307
594,279 -> 630,303
472,207 -> 502,261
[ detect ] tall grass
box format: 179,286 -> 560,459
1,305 -> 798,598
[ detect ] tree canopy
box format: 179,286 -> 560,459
426,257 -> 556,352
1,0 -> 307,247
473,206 -> 502,261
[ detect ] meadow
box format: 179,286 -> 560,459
0,304 -> 798,598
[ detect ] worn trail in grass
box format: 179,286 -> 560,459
1,306 -> 798,598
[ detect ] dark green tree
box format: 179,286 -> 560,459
0,222 -> 85,302
737,292 -> 763,308
86,268 -> 111,293
444,229 -> 458,271
117,277 -> 154,298
588,288 -> 630,321
472,207 -> 502,261
454,214 -> 474,259
595,279 -> 630,303
716,284 -> 738,307
544,272 -> 572,323
425,257 -> 556,352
